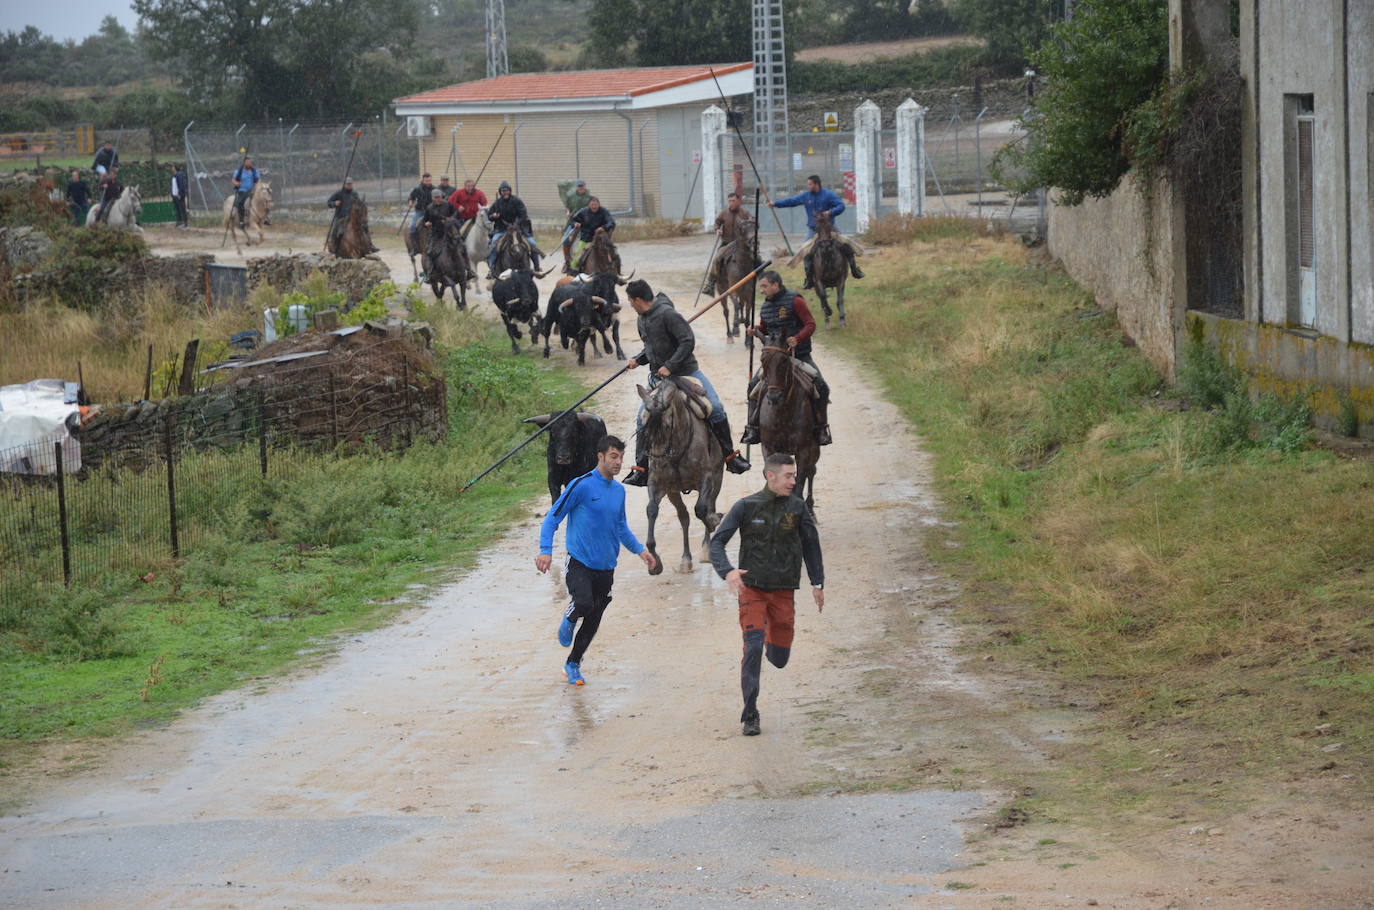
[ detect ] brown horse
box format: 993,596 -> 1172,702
757,337 -> 820,509
809,210 -> 849,327
719,218 -> 759,341
330,198 -> 374,259
405,220 -> 431,281
491,228 -> 536,274
637,380 -> 724,575
427,217 -> 474,308
576,227 -> 623,277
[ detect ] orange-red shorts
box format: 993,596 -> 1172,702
738,585 -> 795,649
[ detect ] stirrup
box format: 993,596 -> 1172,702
725,450 -> 751,474
739,426 -> 760,445
623,465 -> 648,487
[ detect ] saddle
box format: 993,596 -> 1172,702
669,376 -> 713,420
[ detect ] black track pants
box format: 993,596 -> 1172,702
565,557 -> 615,664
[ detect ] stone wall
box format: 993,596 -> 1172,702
1046,173 -> 1183,378
246,253 -> 391,305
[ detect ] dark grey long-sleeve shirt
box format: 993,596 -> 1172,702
709,490 -> 824,590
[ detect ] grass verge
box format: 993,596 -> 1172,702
822,226 -> 1374,816
0,309 -> 590,780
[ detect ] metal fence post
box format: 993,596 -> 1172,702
163,417 -> 179,559
54,441 -> 70,586
329,372 -> 339,448
975,107 -> 988,209
258,393 -> 268,478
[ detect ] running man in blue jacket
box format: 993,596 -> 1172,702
770,174 -> 864,290
536,434 -> 658,685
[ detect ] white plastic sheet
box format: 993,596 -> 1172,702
0,379 -> 82,475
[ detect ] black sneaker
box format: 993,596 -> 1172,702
742,713 -> 761,736
725,452 -> 751,474
623,465 -> 648,487
802,275 -> 815,290
739,426 -> 760,446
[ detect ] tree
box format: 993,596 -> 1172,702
133,0 -> 421,118
585,0 -> 749,67
994,0 -> 1168,204
950,0 -> 1060,65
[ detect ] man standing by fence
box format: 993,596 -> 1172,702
171,164 -> 189,228
709,453 -> 825,736
535,435 -> 657,686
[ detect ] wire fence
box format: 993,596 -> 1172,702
182,114 -> 420,214
0,335 -> 446,612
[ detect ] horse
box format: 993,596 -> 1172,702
426,217 -> 474,308
462,215 -> 490,295
636,379 -> 724,575
808,210 -> 850,327
756,333 -> 821,509
86,185 -> 142,232
405,220 -> 431,282
330,197 -> 374,259
575,226 -> 623,277
222,181 -> 273,254
719,218 -> 759,341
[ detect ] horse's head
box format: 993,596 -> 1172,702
257,181 -> 273,207
737,218 -> 757,247
759,332 -> 795,405
127,185 -> 142,213
814,209 -> 833,235
637,381 -> 677,423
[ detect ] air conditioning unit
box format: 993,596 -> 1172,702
406,116 -> 432,138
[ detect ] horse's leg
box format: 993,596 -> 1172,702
816,283 -> 832,324
693,481 -> 720,564
723,292 -> 734,343
668,489 -> 693,573
836,275 -> 847,327
645,484 -> 665,576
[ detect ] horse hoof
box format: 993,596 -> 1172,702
647,554 -> 664,576
838,317 -> 847,327
675,559 -> 693,575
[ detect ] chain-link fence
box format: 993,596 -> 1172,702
182,115 -> 420,215
0,334 -> 445,612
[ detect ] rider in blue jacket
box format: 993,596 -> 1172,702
770,175 -> 864,290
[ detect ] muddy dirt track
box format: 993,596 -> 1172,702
2,228 -> 1371,909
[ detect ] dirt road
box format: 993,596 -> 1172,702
3,230 -> 1369,908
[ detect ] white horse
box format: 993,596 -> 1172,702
86,185 -> 143,232
464,214 -> 490,295
221,181 -> 273,254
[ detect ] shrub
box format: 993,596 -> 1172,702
1177,337 -> 1245,409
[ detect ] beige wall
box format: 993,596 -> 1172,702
1046,174 -> 1184,377
411,109 -> 666,219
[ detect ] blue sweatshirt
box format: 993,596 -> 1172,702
539,469 -> 644,570
773,186 -> 845,232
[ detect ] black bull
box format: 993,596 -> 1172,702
522,411 -> 608,502
542,274 -> 625,365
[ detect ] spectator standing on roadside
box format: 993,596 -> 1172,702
66,171 -> 90,226
171,164 -> 189,228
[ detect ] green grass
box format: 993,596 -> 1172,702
0,156 -> 89,173
0,322 -> 591,754
822,229 -> 1374,809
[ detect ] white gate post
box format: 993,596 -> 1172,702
853,100 -> 881,233
700,105 -> 726,233
896,98 -> 927,217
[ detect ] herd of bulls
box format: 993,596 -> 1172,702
491,270 -> 627,366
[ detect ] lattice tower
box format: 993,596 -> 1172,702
751,0 -> 788,195
486,0 -> 509,78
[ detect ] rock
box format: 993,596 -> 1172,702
0,226 -> 53,269
1188,825 -> 1207,835
1320,742 -> 1345,753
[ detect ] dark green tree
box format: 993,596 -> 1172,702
585,0 -> 749,67
950,0 -> 1060,64
995,0 -> 1168,203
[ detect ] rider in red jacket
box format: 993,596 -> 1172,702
448,180 -> 488,226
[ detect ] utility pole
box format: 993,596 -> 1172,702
486,0 -> 508,78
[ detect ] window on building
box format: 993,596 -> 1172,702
1285,94 -> 1317,327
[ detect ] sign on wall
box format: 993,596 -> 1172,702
823,112 -> 839,132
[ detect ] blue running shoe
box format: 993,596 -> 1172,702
564,661 -> 585,686
557,616 -> 576,648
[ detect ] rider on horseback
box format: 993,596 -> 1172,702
406,173 -> 435,247
326,177 -> 377,254
622,279 -> 752,486
702,192 -> 755,296
94,166 -> 123,224
486,181 -> 543,276
769,175 -> 864,290
449,179 -> 487,231
566,197 -> 615,273
740,271 -> 833,447
232,157 -> 260,230
421,188 -> 456,251
559,178 -> 591,268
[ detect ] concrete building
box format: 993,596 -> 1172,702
392,64 -> 752,221
1049,0 -> 1374,432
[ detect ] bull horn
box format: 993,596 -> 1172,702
522,414 -> 552,426
560,299 -> 573,309
534,265 -> 558,279
575,411 -> 597,421
615,268 -> 636,286
591,296 -> 606,306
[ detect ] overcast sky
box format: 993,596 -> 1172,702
1,0 -> 140,42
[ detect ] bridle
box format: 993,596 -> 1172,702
643,383 -> 696,462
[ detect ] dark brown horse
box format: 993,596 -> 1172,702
808,210 -> 849,327
491,228 -> 536,274
427,217 -> 475,308
719,218 -> 758,342
637,380 -> 724,575
330,198 -> 374,259
757,337 -> 820,508
405,220 -> 430,281
577,227 -> 623,277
